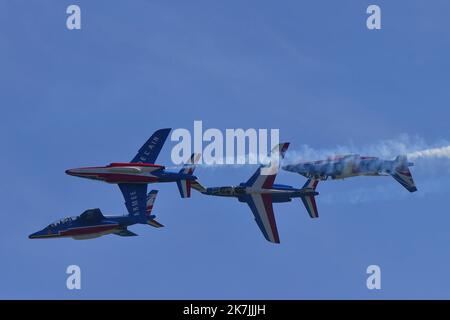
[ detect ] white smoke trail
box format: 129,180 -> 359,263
407,146 -> 450,160
284,135 -> 432,160
168,134 -> 450,174
283,134 -> 450,165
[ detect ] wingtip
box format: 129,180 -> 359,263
279,142 -> 290,158
154,128 -> 172,136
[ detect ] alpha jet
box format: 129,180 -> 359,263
283,154 -> 417,192
65,128 -> 201,202
29,190 -> 163,240
191,143 -> 320,244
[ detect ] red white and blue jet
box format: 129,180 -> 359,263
65,128 -> 201,201
191,143 -> 320,244
283,154 -> 417,192
29,190 -> 163,239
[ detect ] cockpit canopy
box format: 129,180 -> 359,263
326,154 -> 359,161
49,216 -> 78,228
209,186 -> 234,195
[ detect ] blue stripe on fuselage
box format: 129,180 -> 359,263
152,170 -> 197,182
271,184 -> 294,190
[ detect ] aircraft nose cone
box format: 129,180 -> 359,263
65,169 -> 75,176
28,232 -> 39,239
29,229 -> 50,239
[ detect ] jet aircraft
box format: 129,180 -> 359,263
283,154 -> 417,192
191,143 -> 320,244
29,190 -> 162,239
65,128 -> 201,200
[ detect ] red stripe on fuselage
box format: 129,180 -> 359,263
73,172 -> 160,183
60,224 -> 119,236
107,163 -> 165,168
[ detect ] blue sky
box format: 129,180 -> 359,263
1,0 -> 450,299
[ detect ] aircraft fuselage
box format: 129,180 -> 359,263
28,214 -> 136,240
65,162 -> 196,184
283,154 -> 410,180
203,183 -> 317,202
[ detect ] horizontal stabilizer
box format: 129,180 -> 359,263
148,219 -> 164,228
391,169 -> 417,192
301,194 -> 319,218
301,178 -> 320,218
391,155 -> 417,192
146,190 -> 158,215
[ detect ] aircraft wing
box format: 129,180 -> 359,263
114,228 -> 138,237
131,128 -> 171,164
243,194 -> 280,244
118,183 -> 148,217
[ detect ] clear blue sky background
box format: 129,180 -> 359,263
1,1 -> 450,299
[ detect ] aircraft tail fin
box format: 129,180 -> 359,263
145,190 -> 158,216
300,179 -> 320,218
177,153 -> 201,198
391,155 -> 418,192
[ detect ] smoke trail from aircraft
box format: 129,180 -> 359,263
283,134 -> 450,164
168,134 -> 450,173
407,146 -> 450,160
